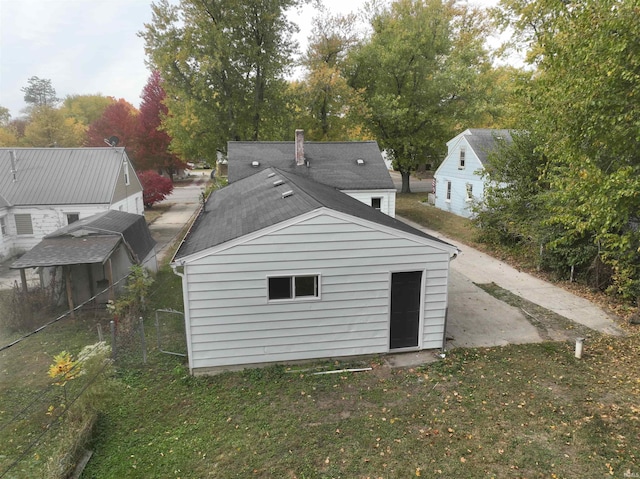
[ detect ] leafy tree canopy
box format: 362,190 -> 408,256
346,0 -> 495,192
141,0 -> 308,160
21,76 -> 59,109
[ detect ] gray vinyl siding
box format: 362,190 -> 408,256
182,213 -> 451,371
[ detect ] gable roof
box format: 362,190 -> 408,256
227,141 -> 395,190
0,147 -> 131,206
457,129 -> 512,166
10,210 -> 155,269
174,168 -> 455,261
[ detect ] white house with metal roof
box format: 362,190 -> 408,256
171,167 -> 458,375
0,147 -> 143,260
228,130 -> 397,216
433,129 -> 512,218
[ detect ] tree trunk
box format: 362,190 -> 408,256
401,170 -> 412,193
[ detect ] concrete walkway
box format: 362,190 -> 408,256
398,216 -> 624,338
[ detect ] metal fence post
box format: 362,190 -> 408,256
140,317 -> 147,364
110,320 -> 116,359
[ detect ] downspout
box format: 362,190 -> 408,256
171,261 -> 194,374
441,248 -> 460,355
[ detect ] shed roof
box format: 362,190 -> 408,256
11,210 -> 155,268
174,168 -> 455,261
227,141 -> 395,190
461,129 -> 512,165
0,147 -> 130,206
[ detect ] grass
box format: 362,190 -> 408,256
396,194 -> 479,246
81,336 -> 639,478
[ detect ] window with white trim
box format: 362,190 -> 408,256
446,181 -> 452,201
66,213 -> 79,224
268,275 -> 319,301
459,147 -> 466,169
0,217 -> 6,236
465,183 -> 473,202
371,197 -> 382,210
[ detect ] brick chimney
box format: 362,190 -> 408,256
295,129 -> 305,166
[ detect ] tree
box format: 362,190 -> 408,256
21,76 -> 59,109
85,99 -> 139,150
0,106 -> 10,126
291,9 -> 362,140
136,71 -> 186,179
61,94 -> 115,126
494,0 -> 640,302
141,0 -> 306,160
346,0 -> 495,192
22,106 -> 85,147
138,170 -> 174,208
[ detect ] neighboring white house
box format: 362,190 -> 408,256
227,130 -> 397,216
433,129 -> 512,218
0,147 -> 144,260
171,167 -> 458,375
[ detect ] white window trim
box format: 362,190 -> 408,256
124,161 -> 130,186
445,181 -> 452,202
266,274 -> 322,303
465,183 -> 473,202
371,197 -> 383,210
458,146 -> 466,169
0,216 -> 6,236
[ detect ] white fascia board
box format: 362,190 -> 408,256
338,189 -> 396,194
172,207 -> 459,265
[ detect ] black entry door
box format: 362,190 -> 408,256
390,271 -> 422,349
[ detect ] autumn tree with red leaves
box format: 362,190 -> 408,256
85,99 -> 139,151
138,170 -> 174,208
136,71 -> 185,179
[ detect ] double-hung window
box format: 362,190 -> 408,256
459,147 -> 466,169
268,275 -> 320,301
446,181 -> 452,201
465,183 -> 473,202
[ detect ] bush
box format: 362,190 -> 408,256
138,170 -> 174,208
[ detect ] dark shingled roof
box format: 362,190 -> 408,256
11,210 -> 155,269
174,168 -> 455,261
227,141 -> 395,190
463,129 -> 513,166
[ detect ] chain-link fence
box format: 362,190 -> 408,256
0,273 -> 187,478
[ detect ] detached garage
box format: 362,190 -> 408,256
172,168 -> 458,375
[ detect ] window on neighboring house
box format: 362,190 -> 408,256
446,181 -> 452,201
371,197 -> 382,210
15,213 -> 33,235
459,147 -> 466,169
465,183 -> 473,202
0,217 -> 6,236
268,275 -> 320,301
124,161 -> 130,186
66,213 -> 79,224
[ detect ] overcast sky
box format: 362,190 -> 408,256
0,0 -> 498,119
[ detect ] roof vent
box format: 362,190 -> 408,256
281,190 -> 294,198
273,179 -> 284,186
356,158 -> 365,165
267,172 -> 276,178
251,160 -> 260,167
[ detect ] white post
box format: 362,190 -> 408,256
575,338 -> 585,359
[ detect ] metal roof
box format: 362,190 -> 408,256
174,168 -> 455,261
11,210 -> 155,269
0,147 -> 130,205
227,141 -> 395,190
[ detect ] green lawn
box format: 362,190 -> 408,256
83,336 -> 639,478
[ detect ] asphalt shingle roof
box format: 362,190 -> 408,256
11,210 -> 155,268
227,141 -> 395,190
0,147 -> 129,205
174,168 -> 455,261
463,129 -> 512,166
